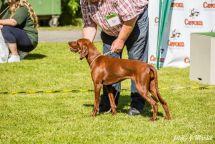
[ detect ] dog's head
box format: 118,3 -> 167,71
68,38 -> 91,60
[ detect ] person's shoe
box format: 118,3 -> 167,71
18,51 -> 28,60
99,105 -> 111,113
128,107 -> 142,116
8,55 -> 20,63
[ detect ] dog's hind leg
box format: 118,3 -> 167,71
157,93 -> 171,120
149,85 -> 171,120
106,85 -> 117,115
149,76 -> 171,120
135,83 -> 158,121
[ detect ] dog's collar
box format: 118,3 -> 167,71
89,51 -> 114,68
89,54 -> 102,68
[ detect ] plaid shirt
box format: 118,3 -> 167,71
81,0 -> 148,37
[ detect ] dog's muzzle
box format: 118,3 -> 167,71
70,47 -> 79,53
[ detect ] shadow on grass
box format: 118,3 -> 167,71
83,95 -> 164,118
24,53 -> 47,60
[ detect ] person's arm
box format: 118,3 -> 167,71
0,6 -> 28,27
110,0 -> 141,53
0,18 -> 17,26
111,17 -> 137,52
81,0 -> 97,42
83,26 -> 97,42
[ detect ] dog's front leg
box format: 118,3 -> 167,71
91,83 -> 102,117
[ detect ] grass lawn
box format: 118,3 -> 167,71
0,42 -> 214,144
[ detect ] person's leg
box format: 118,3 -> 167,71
125,6 -> 149,115
99,31 -> 122,112
1,26 -> 34,62
7,43 -> 18,55
1,26 -> 20,62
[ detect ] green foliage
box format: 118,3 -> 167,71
68,0 -> 80,16
59,0 -> 81,25
0,0 -> 8,19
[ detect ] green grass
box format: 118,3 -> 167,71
0,42 -> 214,144
194,32 -> 215,37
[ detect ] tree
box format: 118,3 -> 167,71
59,0 -> 81,25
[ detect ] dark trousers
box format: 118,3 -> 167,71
100,6 -> 149,110
1,26 -> 34,52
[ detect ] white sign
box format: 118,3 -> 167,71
148,0 -> 215,68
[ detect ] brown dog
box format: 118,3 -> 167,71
68,38 -> 171,121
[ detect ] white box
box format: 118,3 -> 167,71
190,33 -> 215,85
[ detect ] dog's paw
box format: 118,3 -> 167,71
150,117 -> 158,121
91,111 -> 97,117
112,111 -> 117,116
164,116 -> 171,120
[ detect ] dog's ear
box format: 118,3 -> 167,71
80,45 -> 88,60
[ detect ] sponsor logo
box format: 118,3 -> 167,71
189,8 -> 200,18
150,55 -> 165,63
184,57 -> 190,64
171,2 -> 184,8
184,19 -> 203,26
170,29 -> 181,38
168,41 -> 185,47
168,29 -> 185,48
160,58 -> 165,63
150,55 -> 156,62
203,1 -> 215,8
160,49 -> 165,54
154,17 -> 159,24
184,8 -> 203,26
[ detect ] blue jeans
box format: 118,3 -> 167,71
1,26 -> 34,52
100,6 -> 149,111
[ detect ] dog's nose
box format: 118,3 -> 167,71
68,41 -> 73,46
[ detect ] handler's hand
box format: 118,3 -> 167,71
0,25 -> 3,29
110,38 -> 125,53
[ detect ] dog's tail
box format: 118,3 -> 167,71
149,65 -> 166,105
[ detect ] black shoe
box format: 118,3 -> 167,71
99,105 -> 111,113
128,107 -> 142,116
